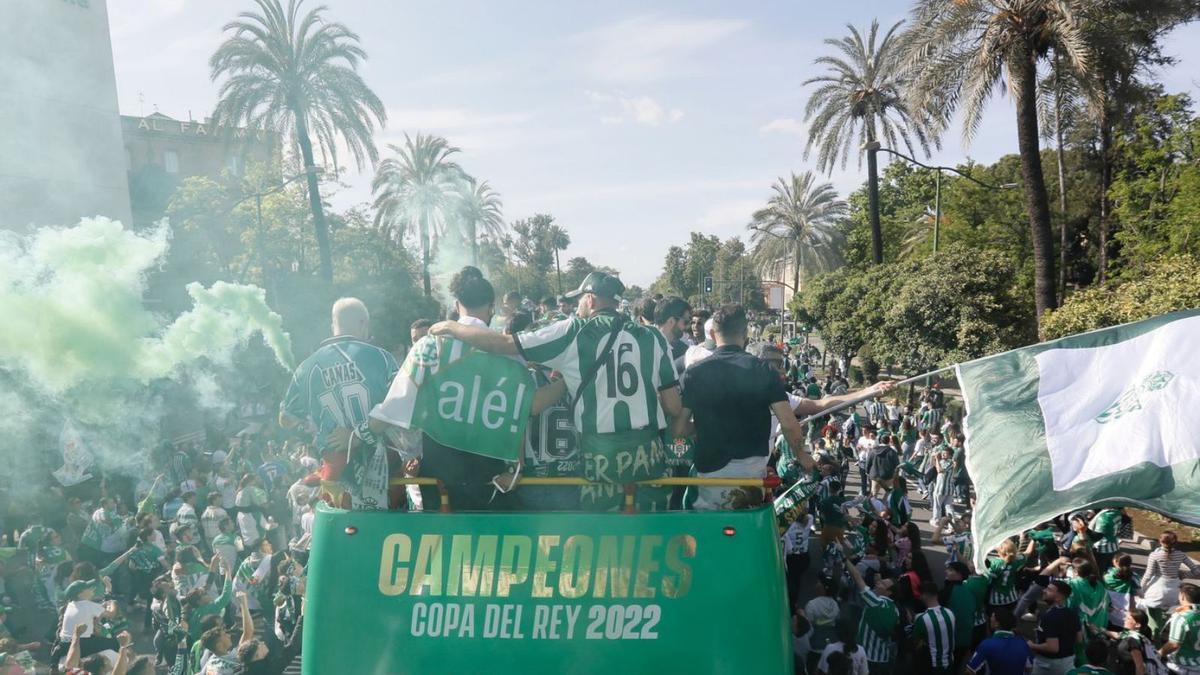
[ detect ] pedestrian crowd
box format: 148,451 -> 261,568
0,425 -> 318,673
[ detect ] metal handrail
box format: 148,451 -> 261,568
387,476 -> 780,513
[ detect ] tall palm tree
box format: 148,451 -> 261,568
803,20 -> 936,264
803,20 -> 936,172
547,225 -> 570,294
747,172 -> 847,301
902,0 -> 1093,325
456,177 -> 505,266
372,133 -> 464,297
210,0 -> 385,283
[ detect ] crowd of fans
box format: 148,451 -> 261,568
777,362 -> 1200,674
2,263 -> 1199,675
0,432 -> 316,674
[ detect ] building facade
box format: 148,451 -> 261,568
760,256 -> 799,311
0,0 -> 131,230
122,112 -> 281,226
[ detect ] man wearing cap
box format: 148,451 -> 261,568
55,581 -> 119,661
431,271 -> 682,511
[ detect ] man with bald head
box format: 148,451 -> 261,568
280,298 -> 399,506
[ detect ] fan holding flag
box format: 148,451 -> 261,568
332,267 -> 566,511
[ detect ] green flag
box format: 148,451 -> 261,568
958,310 -> 1200,569
372,335 -> 535,461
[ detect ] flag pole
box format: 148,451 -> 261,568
794,365 -> 957,428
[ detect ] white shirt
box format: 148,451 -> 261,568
60,600 -> 105,639
886,404 -> 900,421
817,643 -> 869,675
856,437 -> 876,463
200,506 -> 228,543
769,392 -> 804,451
214,476 -> 238,510
783,515 -> 813,555
683,343 -> 714,370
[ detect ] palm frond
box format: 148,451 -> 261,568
802,20 -> 935,174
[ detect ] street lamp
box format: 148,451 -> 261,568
864,141 -> 1019,253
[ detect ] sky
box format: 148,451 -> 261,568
107,0 -> 1200,287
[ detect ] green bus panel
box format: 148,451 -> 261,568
303,506 -> 793,674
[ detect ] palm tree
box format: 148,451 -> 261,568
747,172 -> 847,301
547,225 -> 570,294
210,0 -> 385,283
456,177 -> 505,266
1038,50 -> 1085,300
803,20 -> 936,264
902,0 -> 1093,325
372,133 -> 464,297
803,20 -> 936,172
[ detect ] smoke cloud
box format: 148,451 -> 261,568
0,217 -> 294,488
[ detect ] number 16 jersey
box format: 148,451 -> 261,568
514,310 -> 678,435
281,335 -> 399,446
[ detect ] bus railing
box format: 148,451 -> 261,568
386,475 -> 782,513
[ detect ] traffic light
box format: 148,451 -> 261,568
703,276 -> 713,294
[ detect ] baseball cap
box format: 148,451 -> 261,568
64,580 -> 92,601
563,272 -> 625,300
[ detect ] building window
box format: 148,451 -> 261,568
163,150 -> 179,174
227,155 -> 240,176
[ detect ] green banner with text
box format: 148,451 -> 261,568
375,337 -> 535,461
303,506 -> 793,674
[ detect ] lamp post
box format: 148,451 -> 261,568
864,141 -> 1018,253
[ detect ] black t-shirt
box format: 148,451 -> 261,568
680,345 -> 788,473
1035,606 -> 1079,659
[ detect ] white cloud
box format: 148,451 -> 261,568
759,117 -> 807,137
576,14 -> 750,85
586,91 -> 683,127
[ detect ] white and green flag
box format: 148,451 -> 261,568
370,335 -> 535,461
959,310 -> 1200,570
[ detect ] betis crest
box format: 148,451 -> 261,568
1095,370 -> 1175,424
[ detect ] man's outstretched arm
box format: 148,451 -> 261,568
429,322 -> 519,355
795,381 -> 897,417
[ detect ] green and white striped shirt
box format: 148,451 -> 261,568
912,605 -> 956,668
858,589 -> 899,663
987,555 -> 1027,606
515,310 -> 678,435
1168,608 -> 1200,667
1089,509 -> 1122,554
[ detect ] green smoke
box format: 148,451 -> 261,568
0,217 -> 294,482
144,281 -> 295,376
